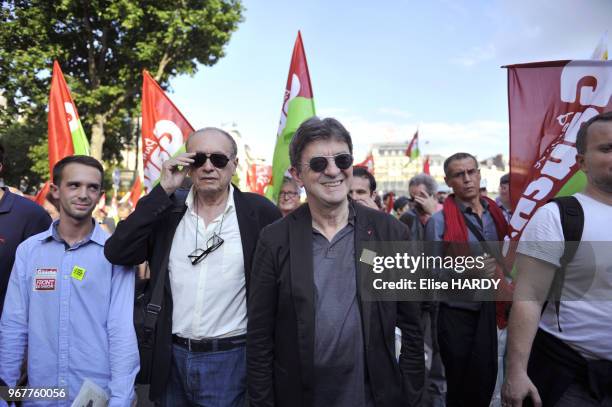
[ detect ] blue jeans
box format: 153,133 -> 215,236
160,343 -> 246,407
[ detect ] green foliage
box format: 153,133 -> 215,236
0,118 -> 48,193
0,0 -> 244,187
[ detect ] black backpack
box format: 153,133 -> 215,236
545,196 -> 584,332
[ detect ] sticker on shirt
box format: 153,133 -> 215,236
36,267 -> 58,276
34,277 -> 56,291
71,266 -> 86,281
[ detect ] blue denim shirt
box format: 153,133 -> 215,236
0,220 -> 139,406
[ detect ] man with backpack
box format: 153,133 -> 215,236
502,112 -> 612,406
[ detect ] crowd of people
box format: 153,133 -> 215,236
0,112 -> 610,407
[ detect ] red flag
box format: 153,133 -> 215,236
356,152 -> 375,175
141,70 -> 194,191
34,182 -> 51,206
385,192 -> 395,214
129,176 -> 143,208
506,60 -> 612,239
405,130 -> 419,158
423,155 -> 430,175
247,164 -> 272,195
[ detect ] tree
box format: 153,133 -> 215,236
0,0 -> 244,185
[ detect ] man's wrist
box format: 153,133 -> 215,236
506,358 -> 528,376
159,181 -> 176,196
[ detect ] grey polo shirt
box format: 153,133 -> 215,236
312,207 -> 373,407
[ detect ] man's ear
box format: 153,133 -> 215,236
50,182 -> 60,201
576,153 -> 586,173
289,167 -> 304,188
230,157 -> 239,176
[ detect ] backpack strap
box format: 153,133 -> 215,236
547,196 -> 584,331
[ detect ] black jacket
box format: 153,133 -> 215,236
104,184 -> 281,400
247,202 -> 425,407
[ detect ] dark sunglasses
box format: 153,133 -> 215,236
305,153 -> 353,172
188,233 -> 224,265
192,152 -> 231,169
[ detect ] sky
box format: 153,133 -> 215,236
169,0 -> 612,163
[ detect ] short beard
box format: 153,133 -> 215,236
592,174 -> 612,194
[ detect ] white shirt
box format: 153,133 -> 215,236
518,193 -> 612,360
168,185 -> 246,339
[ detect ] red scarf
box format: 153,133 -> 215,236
442,194 -> 513,328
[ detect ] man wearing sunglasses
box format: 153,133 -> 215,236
105,127 -> 281,406
248,117 -> 424,407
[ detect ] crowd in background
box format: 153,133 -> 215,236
0,112 -> 611,407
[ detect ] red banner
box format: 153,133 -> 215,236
141,70 -> 194,191
247,164 -> 272,195
507,60 -> 612,239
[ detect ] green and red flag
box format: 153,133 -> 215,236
506,60 -> 612,240
141,70 -> 194,192
36,61 -> 90,205
48,60 -> 90,173
265,31 -> 316,202
591,31 -> 608,60
405,130 -> 419,159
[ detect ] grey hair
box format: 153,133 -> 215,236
408,173 -> 437,196
443,152 -> 478,176
186,127 -> 238,157
281,176 -> 299,191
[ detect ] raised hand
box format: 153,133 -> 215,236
159,152 -> 195,195
414,191 -> 438,215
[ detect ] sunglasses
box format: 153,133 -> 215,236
188,233 -> 224,265
192,152 -> 231,169
304,153 -> 353,172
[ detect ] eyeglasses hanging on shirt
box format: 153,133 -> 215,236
188,193 -> 226,266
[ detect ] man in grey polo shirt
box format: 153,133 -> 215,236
247,117 -> 424,407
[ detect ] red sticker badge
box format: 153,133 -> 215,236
34,278 -> 56,291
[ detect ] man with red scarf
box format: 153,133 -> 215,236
424,152 -> 510,407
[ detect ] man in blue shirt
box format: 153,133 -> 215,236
0,155 -> 139,406
0,143 -> 52,317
